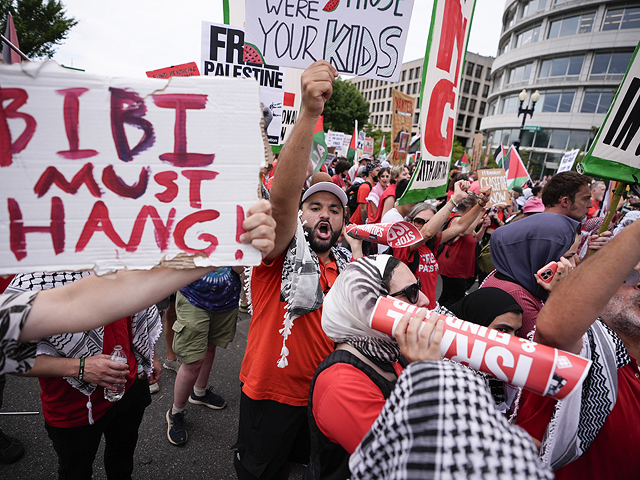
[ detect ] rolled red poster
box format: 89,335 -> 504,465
369,296 -> 591,400
346,221 -> 422,248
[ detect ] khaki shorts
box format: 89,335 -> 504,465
172,292 -> 238,364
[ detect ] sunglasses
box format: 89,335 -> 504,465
389,278 -> 422,304
623,269 -> 640,286
413,217 -> 426,228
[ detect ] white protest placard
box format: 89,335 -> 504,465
339,134 -> 352,157
326,130 -> 344,149
201,21 -> 286,146
557,148 -> 580,173
477,169 -> 510,207
580,43 -> 640,183
401,0 -> 476,204
0,62 -> 265,275
243,0 -> 415,82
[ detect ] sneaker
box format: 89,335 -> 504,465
166,409 -> 187,446
163,358 -> 180,372
0,428 -> 25,464
188,388 -> 227,410
149,381 -> 160,394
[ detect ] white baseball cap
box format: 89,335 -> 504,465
301,181 -> 348,208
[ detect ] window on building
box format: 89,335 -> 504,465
385,114 -> 390,126
415,66 -> 421,77
463,79 -> 471,94
538,55 -> 584,79
472,82 -> 480,95
539,89 -> 575,113
460,97 -> 468,110
499,38 -> 511,55
387,100 -> 391,110
381,89 -> 386,98
602,6 -> 640,31
402,70 -> 406,82
507,62 -> 533,84
476,118 -> 483,131
482,85 -> 490,98
515,25 -> 542,48
548,129 -> 570,150
457,114 -> 465,129
485,67 -> 492,81
399,85 -> 404,93
465,116 -> 474,130
500,94 -> 520,115
488,100 -> 497,116
503,7 -> 516,31
374,90 -> 378,100
469,99 -> 477,112
521,0 -> 547,19
492,71 -> 504,92
591,51 -> 633,79
409,68 -> 414,80
548,12 -> 595,39
414,112 -> 420,124
413,82 -> 419,94
466,62 -> 475,76
581,89 -> 615,113
479,101 -> 487,115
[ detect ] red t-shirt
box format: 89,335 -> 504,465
438,231 -> 476,278
517,359 -> 640,479
394,236 -> 441,309
586,200 -> 601,220
312,362 -> 403,454
373,184 -> 396,224
240,251 -> 338,406
39,317 -> 138,427
332,174 -> 345,190
349,182 -> 371,225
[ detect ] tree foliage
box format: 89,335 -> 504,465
0,0 -> 77,59
322,77 -> 370,134
450,137 -> 465,165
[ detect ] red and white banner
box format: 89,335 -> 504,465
346,221 -> 422,248
369,296 -> 592,400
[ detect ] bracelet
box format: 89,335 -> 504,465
478,201 -> 487,208
449,198 -> 459,208
78,357 -> 85,381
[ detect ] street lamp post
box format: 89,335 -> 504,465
514,89 -> 540,151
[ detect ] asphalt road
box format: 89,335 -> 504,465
0,311 -> 306,480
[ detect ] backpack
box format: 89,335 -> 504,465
346,181 -> 371,218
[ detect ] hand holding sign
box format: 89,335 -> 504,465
395,309 -> 444,363
346,221 -> 423,248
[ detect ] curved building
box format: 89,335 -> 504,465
480,0 -> 639,177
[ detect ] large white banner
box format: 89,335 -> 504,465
401,0 -> 476,203
243,0 -> 415,82
0,62 -> 265,274
201,21 -> 286,146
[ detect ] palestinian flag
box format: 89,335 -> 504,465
379,137 -> 387,163
494,144 -> 506,169
455,152 -> 470,171
310,115 -> 328,174
505,146 -> 531,189
347,121 -> 358,163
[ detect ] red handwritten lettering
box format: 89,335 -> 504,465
102,165 -> 149,199
173,209 -> 219,255
0,88 -> 37,167
34,163 -> 102,198
76,201 -> 127,251
56,88 -> 98,160
154,171 -> 179,203
8,197 -> 65,260
109,87 -> 155,161
181,170 -> 219,208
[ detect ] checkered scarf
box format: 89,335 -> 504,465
277,216 -> 348,368
6,272 -> 161,423
350,360 -> 553,480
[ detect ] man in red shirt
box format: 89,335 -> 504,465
516,217 -> 640,478
586,180 -> 606,219
233,61 -> 351,480
348,163 -> 379,225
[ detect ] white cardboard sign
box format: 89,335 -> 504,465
556,148 -> 580,173
243,0 -> 415,82
0,62 -> 264,275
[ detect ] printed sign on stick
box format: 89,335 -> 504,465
201,21 -> 286,146
580,42 -> 640,183
400,0 -> 476,204
557,148 -> 580,173
243,0 -> 415,82
477,169 -> 510,207
0,62 -> 265,275
390,88 -> 414,164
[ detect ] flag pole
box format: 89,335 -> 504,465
0,33 -> 29,61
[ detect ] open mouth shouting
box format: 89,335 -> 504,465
316,221 -> 333,241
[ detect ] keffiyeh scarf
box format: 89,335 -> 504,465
350,360 -> 553,480
278,217 -> 348,368
6,272 -> 161,423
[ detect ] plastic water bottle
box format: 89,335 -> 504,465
104,345 -> 127,402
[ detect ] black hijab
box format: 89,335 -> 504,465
448,288 -> 523,328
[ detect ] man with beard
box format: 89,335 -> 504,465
515,216 -> 640,479
541,171 -> 593,221
233,60 -> 351,480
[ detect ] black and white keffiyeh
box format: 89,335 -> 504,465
322,255 -> 401,364
0,291 -> 39,375
277,217 -> 348,368
6,272 -> 161,423
349,360 -> 553,480
535,319 -> 628,470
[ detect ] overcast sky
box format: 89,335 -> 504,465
52,0 -> 505,77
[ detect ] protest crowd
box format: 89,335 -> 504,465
1,11 -> 640,480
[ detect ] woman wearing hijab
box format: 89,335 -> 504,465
480,212 -> 579,338
306,255 -> 444,480
448,288 -> 524,412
